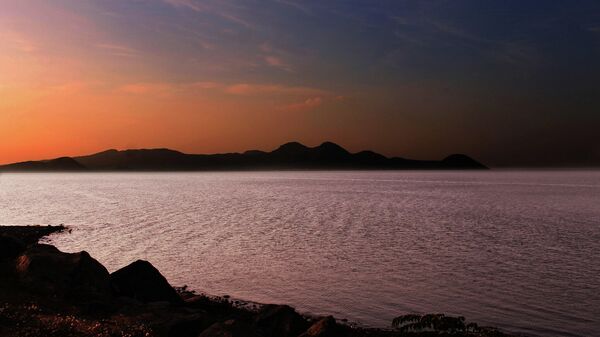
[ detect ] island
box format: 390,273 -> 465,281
0,142 -> 487,172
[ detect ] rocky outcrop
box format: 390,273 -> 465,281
15,244 -> 111,300
0,226 -> 513,337
254,304 -> 309,337
109,260 -> 183,304
0,236 -> 26,260
164,313 -> 214,337
198,319 -> 259,337
0,225 -> 66,246
299,316 -> 341,337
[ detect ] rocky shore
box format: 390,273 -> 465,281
0,226 -> 512,337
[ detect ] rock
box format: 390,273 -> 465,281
0,235 -> 25,260
0,225 -> 66,246
198,319 -> 257,337
165,313 -> 213,337
254,304 -> 308,337
185,294 -> 209,305
299,316 -> 341,337
147,300 -> 172,310
109,260 -> 182,304
15,244 -> 111,300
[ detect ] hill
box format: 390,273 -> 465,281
0,142 -> 487,171
0,157 -> 86,171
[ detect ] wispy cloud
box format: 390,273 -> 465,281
190,81 -> 222,89
490,41 -> 541,67
219,12 -> 256,29
118,82 -> 175,95
390,15 -> 545,68
588,26 -> 600,34
224,83 -> 327,96
96,43 -> 138,57
259,42 -> 295,72
264,55 -> 294,72
272,0 -> 313,16
162,0 -> 205,12
0,30 -> 37,53
391,15 -> 491,47
280,96 -> 323,111
159,0 -> 257,30
118,81 -> 330,98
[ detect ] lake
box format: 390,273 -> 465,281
1,171 -> 598,336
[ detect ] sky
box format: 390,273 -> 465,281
1,0 -> 599,167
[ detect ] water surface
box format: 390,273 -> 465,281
1,171 -> 599,336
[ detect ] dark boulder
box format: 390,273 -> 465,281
109,260 -> 182,304
198,319 -> 257,337
165,313 -> 213,337
254,304 -> 308,337
299,316 -> 341,337
0,235 -> 26,260
15,244 -> 111,300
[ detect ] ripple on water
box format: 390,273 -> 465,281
1,170 -> 599,336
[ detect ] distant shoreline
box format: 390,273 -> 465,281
0,168 -> 489,173
0,141 -> 488,172
4,167 -> 600,172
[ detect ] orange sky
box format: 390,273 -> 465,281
1,1 -> 599,166
0,1 -> 426,165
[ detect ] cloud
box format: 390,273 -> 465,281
490,41 -> 541,67
116,81 -> 339,115
391,15 -> 491,47
0,30 -> 37,53
49,82 -> 92,94
118,81 -> 224,96
259,42 -> 274,53
159,0 -> 256,29
118,81 -> 330,99
272,0 -> 313,16
588,26 -> 600,34
390,14 -> 546,69
259,42 -> 296,72
224,83 -> 328,96
218,12 -> 256,29
190,81 -> 222,89
264,55 -> 294,72
162,0 -> 205,12
96,43 -> 138,57
118,83 -> 176,95
280,97 -> 323,111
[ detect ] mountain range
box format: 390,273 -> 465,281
0,141 -> 487,171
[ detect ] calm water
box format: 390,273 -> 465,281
1,171 -> 599,336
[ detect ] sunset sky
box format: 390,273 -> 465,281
1,0 -> 599,167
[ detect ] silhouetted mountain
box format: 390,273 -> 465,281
0,157 -> 85,171
75,148 -> 189,170
0,142 -> 488,171
442,154 -> 488,169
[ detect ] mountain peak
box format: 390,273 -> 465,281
93,149 -> 119,155
273,142 -> 309,154
316,141 -> 349,154
123,148 -> 184,155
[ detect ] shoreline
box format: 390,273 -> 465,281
0,225 -> 514,337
